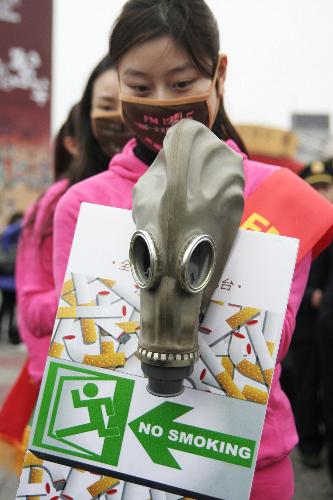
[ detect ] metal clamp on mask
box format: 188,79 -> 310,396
130,119 -> 244,397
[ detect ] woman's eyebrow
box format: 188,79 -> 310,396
166,63 -> 196,76
123,68 -> 147,77
97,95 -> 117,103
123,63 -> 195,78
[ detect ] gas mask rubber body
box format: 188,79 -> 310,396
91,110 -> 132,158
130,119 -> 244,396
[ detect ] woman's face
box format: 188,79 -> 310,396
118,35 -> 227,111
91,68 -> 120,113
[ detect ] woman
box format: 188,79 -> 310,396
0,54 -> 130,472
53,1 -> 333,498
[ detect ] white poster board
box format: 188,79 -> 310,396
17,203 -> 298,500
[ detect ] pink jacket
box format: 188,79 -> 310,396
53,139 -> 310,471
16,179 -> 68,382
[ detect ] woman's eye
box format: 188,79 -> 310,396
173,80 -> 194,89
131,84 -> 150,93
99,105 -> 113,111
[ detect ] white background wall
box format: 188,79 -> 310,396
52,0 -> 333,134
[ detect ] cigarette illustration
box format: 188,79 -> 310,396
97,290 -> 113,337
41,461 -> 69,491
245,320 -> 274,387
49,317 -> 76,359
61,278 -> 74,296
62,469 -> 106,500
115,321 -> 139,333
112,280 -> 140,311
229,330 -> 265,384
226,307 -> 261,330
242,384 -> 268,405
262,311 -> 282,357
116,309 -> 141,360
23,451 -> 43,468
98,277 -> 116,289
72,272 -> 97,344
83,337 -> 125,368
198,336 -> 245,400
87,475 -> 120,497
16,467 -> 52,498
210,299 -> 224,306
221,356 -> 234,377
57,304 -> 127,319
48,341 -> 64,359
62,290 -> 77,306
18,454 -> 64,500
93,299 -> 133,341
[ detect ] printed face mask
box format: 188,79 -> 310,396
129,119 -> 244,396
91,111 -> 132,158
120,60 -> 221,153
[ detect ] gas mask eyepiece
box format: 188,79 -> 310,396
129,230 -> 161,289
179,235 -> 216,294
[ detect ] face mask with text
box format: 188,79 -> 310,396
120,60 -> 220,152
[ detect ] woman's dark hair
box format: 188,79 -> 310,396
53,103 -> 80,181
109,0 -> 248,153
68,54 -> 114,185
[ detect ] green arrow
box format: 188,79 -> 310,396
129,401 -> 256,470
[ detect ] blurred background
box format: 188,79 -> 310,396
1,0 -> 333,498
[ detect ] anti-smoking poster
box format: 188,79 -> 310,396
17,203 -> 298,500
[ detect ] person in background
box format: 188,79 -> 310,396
295,160 -> 333,487
0,54 -> 131,473
0,212 -> 23,344
52,1 -> 333,498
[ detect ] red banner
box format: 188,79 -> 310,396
241,168 -> 333,263
0,0 -> 52,190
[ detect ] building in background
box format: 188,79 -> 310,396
0,0 -> 52,229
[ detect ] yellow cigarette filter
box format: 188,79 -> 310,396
236,359 -> 265,384
263,368 -> 274,387
87,476 -> 119,496
115,321 -> 140,333
56,306 -> 76,319
226,307 -> 261,330
29,497 -> 41,500
23,451 -> 43,468
48,341 -> 64,359
99,278 -> 116,289
210,299 -> 224,306
221,356 -> 234,377
21,424 -> 31,453
61,291 -> 77,306
83,341 -> 125,368
80,318 -> 98,344
242,384 -> 268,405
216,371 -> 246,400
29,467 -> 43,483
266,341 -> 275,357
61,279 -> 74,296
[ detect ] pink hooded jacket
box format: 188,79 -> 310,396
16,179 -> 68,382
53,139 -> 310,489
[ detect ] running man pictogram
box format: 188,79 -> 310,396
56,382 -> 120,438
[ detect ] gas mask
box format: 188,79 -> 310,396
91,110 -> 132,158
129,119 -> 244,396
